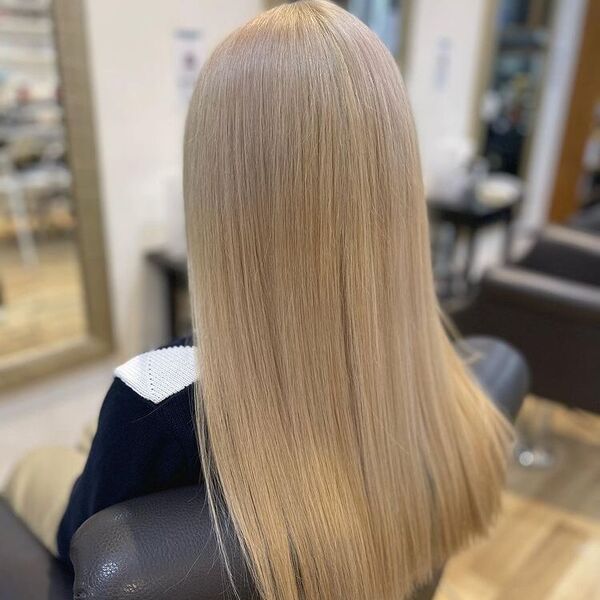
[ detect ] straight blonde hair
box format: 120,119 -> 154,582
184,2 -> 511,598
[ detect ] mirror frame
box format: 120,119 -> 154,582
0,0 -> 113,391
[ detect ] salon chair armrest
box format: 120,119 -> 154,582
70,485 -> 254,600
70,336 -> 528,600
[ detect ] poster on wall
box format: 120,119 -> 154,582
173,28 -> 205,110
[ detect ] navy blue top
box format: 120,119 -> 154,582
56,336 -> 202,563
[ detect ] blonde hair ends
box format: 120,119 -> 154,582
183,2 -> 512,599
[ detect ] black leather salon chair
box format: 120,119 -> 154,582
452,226 -> 600,414
0,336 -> 528,600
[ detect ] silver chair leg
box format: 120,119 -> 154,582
514,401 -> 556,469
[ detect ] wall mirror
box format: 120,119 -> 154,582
477,0 -> 556,175
265,0 -> 411,68
0,0 -> 112,390
334,0 -> 410,63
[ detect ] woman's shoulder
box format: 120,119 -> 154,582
113,335 -> 197,406
55,336 -> 201,563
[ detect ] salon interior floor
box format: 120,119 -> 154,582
437,398 -> 600,600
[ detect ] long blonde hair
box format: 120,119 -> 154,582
184,2 -> 511,598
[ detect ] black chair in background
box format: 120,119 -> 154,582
452,226 -> 600,415
568,201 -> 600,235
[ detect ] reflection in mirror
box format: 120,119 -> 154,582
0,0 -> 85,363
337,0 -> 405,57
271,1 -> 410,64
479,0 -> 555,175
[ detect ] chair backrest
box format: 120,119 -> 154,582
70,336 -> 528,600
517,225 -> 600,287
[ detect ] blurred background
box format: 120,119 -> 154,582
0,0 -> 598,597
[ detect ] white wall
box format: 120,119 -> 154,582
0,0 -> 265,482
88,0 -> 265,359
405,0 -> 492,188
